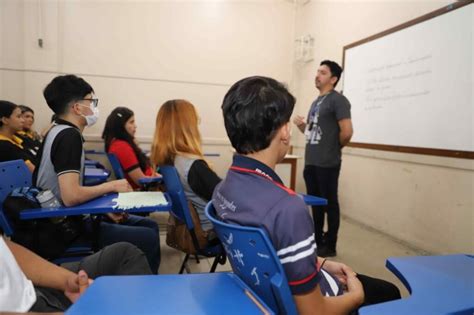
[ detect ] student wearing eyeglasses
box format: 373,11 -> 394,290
32,75 -> 161,274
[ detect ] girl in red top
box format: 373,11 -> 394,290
102,107 -> 155,189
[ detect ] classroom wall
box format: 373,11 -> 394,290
2,0 -> 472,254
292,0 -> 474,254
0,0 -> 295,144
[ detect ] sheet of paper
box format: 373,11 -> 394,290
112,192 -> 168,210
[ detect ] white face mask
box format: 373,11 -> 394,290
84,106 -> 99,126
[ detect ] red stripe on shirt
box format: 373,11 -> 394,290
230,166 -> 296,195
288,269 -> 318,286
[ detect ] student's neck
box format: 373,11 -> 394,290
318,86 -> 334,96
0,127 -> 15,139
245,149 -> 279,170
58,114 -> 85,132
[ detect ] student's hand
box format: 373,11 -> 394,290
322,260 -> 353,286
64,270 -> 93,303
110,179 -> 133,193
293,115 -> 306,127
343,266 -> 365,306
106,212 -> 129,224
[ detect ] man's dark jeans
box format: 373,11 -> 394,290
303,164 -> 341,249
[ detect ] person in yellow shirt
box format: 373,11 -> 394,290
0,100 -> 36,172
16,105 -> 42,159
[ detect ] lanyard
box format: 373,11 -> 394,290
230,166 -> 296,196
309,94 -> 328,121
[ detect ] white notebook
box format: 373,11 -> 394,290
112,192 -> 168,210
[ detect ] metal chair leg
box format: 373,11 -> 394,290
194,254 -> 200,264
179,254 -> 190,274
210,254 -> 223,273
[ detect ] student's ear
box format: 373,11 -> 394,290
330,76 -> 338,86
280,122 -> 291,145
71,102 -> 82,115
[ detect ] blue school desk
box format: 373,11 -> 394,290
300,194 -> 327,206
20,192 -> 171,219
83,167 -> 110,185
66,272 -> 273,315
359,254 -> 474,315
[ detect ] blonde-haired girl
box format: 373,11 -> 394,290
151,100 -> 220,231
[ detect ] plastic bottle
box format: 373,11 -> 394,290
36,190 -> 61,209
36,190 -> 64,223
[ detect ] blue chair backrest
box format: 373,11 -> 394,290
205,202 -> 297,315
107,153 -> 125,180
0,160 -> 32,236
159,165 -> 195,230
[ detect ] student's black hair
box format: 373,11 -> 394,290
0,100 -> 19,127
320,60 -> 343,87
221,76 -> 295,154
18,105 -> 34,115
102,107 -> 150,172
43,74 -> 94,115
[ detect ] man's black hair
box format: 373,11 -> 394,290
43,74 -> 94,115
320,60 -> 343,87
222,76 -> 295,154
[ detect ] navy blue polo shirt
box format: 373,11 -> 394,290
213,155 -> 341,295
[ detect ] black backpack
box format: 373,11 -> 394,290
3,187 -> 86,260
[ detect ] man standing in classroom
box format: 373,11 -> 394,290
293,60 -> 353,257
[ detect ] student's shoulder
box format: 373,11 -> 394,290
331,90 -> 350,104
271,192 -> 309,218
54,125 -> 82,140
0,139 -> 15,149
109,139 -> 132,150
50,126 -> 83,153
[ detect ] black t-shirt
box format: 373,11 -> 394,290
33,119 -> 84,184
16,132 -> 41,163
0,137 -> 33,165
188,159 -> 221,201
50,127 -> 83,176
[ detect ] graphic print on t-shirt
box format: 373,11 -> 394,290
305,95 -> 328,145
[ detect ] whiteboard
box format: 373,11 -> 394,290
343,2 -> 473,158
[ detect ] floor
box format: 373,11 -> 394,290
151,212 -> 426,298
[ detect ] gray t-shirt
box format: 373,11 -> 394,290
304,90 -> 351,167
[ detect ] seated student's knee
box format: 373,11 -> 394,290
100,242 -> 152,275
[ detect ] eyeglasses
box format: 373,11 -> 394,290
79,98 -> 99,108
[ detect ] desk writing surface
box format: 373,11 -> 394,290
300,194 -> 327,206
360,254 -> 474,315
84,167 -> 110,179
20,192 -> 171,219
66,273 -> 273,315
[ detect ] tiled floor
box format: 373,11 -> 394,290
151,212 -> 426,298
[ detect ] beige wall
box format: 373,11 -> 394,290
1,0 -> 295,139
1,0 -> 472,254
292,0 -> 473,254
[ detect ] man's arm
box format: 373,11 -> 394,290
338,118 -> 353,147
5,239 -> 91,305
293,115 -> 307,134
127,168 -> 160,187
5,239 -> 79,291
293,268 -> 364,315
58,173 -> 132,207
